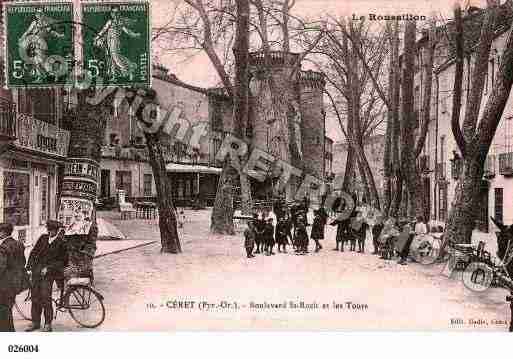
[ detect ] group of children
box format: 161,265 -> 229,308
243,203 -> 329,258
243,199 -> 430,266
332,211 -> 369,253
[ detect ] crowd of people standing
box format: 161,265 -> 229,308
243,197 -> 430,266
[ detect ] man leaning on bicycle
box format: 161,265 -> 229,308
25,220 -> 67,332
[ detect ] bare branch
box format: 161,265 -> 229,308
451,3 -> 467,156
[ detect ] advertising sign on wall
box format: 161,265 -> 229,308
57,197 -> 93,236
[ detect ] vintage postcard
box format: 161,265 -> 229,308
1,0 -> 513,339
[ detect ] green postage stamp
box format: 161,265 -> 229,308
81,1 -> 151,87
3,2 -> 74,88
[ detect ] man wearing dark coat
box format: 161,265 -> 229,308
243,221 -> 256,258
275,215 -> 290,253
372,222 -> 384,255
253,213 -> 265,254
26,220 -> 67,332
264,218 -> 275,256
0,223 -> 26,332
295,215 -> 309,254
311,209 -> 327,252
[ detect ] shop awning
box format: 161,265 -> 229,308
165,163 -> 222,174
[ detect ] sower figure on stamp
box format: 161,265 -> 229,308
26,220 -> 67,332
18,7 -> 65,83
93,7 -> 141,81
0,223 -> 26,332
243,220 -> 255,259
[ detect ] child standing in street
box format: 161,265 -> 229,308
275,215 -> 290,253
264,218 -> 275,256
244,221 -> 256,259
295,215 -> 309,255
311,209 -> 326,252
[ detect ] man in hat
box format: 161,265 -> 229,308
26,220 -> 67,332
0,223 -> 26,331
264,217 -> 276,256
243,220 -> 256,259
397,218 -> 415,265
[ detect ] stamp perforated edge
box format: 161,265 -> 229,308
2,0 -> 76,90
80,0 -> 152,88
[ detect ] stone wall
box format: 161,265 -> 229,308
299,70 -> 326,180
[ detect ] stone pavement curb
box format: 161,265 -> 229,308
94,241 -> 159,260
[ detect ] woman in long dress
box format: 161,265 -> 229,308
94,8 -> 141,80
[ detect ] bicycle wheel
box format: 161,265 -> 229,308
14,289 -> 32,321
66,285 -> 105,328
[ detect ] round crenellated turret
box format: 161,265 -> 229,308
298,70 -> 326,181
248,51 -> 299,164
249,51 -> 300,70
298,70 -> 326,90
247,52 -> 327,200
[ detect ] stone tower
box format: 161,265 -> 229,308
248,51 -> 327,201
248,51 -> 299,163
298,70 -> 326,181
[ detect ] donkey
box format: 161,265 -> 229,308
491,217 -> 513,278
491,217 -> 513,332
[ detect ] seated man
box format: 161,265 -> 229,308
26,220 -> 67,332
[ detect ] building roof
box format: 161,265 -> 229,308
152,64 -> 216,97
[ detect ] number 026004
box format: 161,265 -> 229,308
7,345 -> 39,353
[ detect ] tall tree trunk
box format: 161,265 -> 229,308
145,132 -> 182,253
445,152 -> 484,244
389,176 -> 403,217
235,0 -> 252,216
211,0 -> 250,233
281,0 -> 290,52
211,163 -> 237,235
383,23 -> 395,214
445,0 -> 513,245
132,89 -> 182,253
239,173 -> 252,215
400,20 -> 425,219
343,145 -> 356,190
59,95 -> 107,275
356,156 -> 371,203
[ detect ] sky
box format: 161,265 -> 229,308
150,0 -> 490,141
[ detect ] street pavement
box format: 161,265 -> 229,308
12,209 -> 511,331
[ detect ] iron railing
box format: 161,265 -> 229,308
499,152 -> 513,176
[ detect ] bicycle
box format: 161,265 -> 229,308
15,256 -> 106,329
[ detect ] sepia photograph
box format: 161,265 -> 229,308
1,0 -> 513,348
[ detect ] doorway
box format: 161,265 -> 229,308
101,169 -> 111,198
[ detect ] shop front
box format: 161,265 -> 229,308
0,114 -> 70,245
